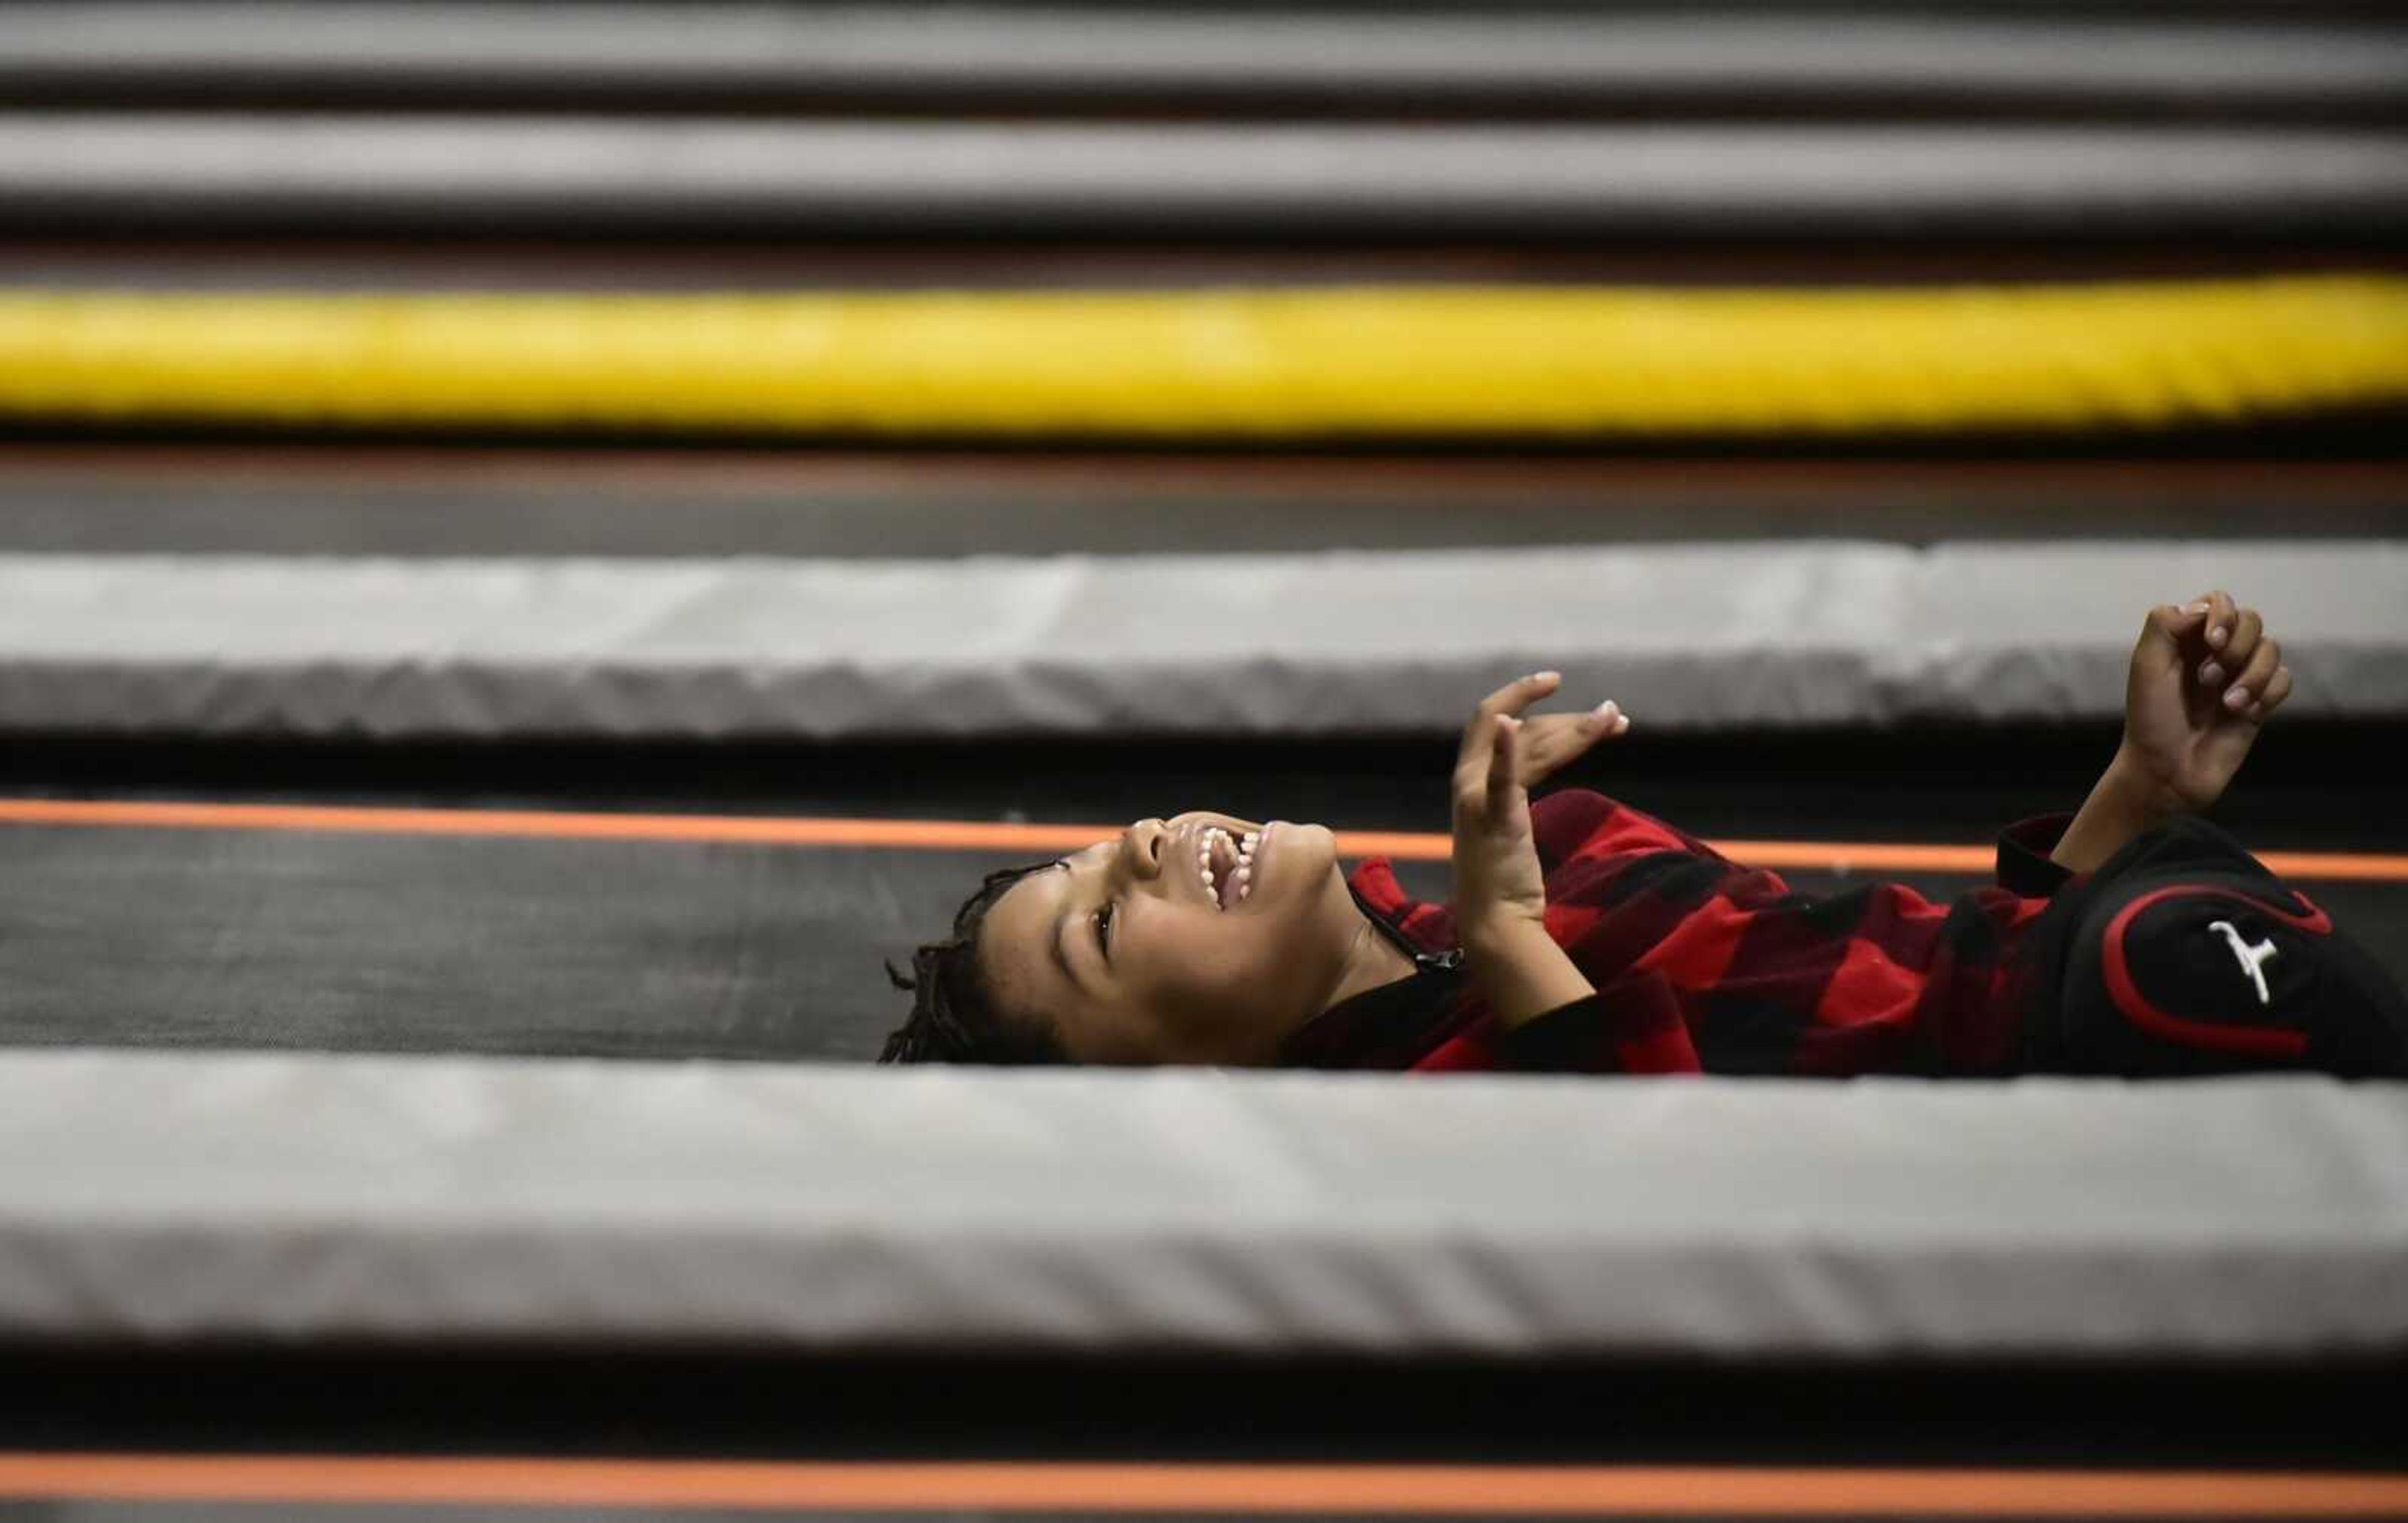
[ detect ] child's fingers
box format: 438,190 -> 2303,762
1567,700 -> 1631,761
2151,599 -> 2210,636
2202,608 -> 2264,688
1481,671 -> 1560,720
2221,637 -> 2282,715
2140,599 -> 2211,664
2200,589 -> 2239,652
1457,670 -> 1561,775
1486,714 -> 1526,815
1516,703 -> 1635,787
2247,665 -> 2294,723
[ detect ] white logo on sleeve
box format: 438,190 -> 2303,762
2207,920 -> 2279,1006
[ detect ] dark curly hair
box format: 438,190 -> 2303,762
878,862 -> 1072,1064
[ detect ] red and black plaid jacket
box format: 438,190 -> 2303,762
1279,788 -> 2078,1076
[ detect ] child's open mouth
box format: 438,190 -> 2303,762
1198,826 -> 1264,910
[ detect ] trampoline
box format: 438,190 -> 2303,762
3,722 -> 2405,1520
3,2 -> 2405,1517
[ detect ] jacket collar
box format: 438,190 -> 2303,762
1347,857 -> 1463,963
1274,858 -> 1469,1069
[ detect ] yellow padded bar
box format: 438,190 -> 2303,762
0,275 -> 2402,437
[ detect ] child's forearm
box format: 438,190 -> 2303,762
2051,746 -> 2182,875
1462,917 -> 1597,1030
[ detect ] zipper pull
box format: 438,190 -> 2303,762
1421,948 -> 1464,972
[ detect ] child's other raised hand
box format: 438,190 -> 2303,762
1451,672 -> 1630,936
2121,590 -> 2293,815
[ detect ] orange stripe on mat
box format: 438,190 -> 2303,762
0,798 -> 2404,883
1,1455 -> 2405,1515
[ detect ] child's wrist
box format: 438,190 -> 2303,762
2108,743 -> 2194,822
1459,907 -> 1548,955
1460,917 -> 1595,1030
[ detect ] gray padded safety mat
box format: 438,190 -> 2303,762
8,4 -> 2402,110
6,118 -> 2405,236
0,541 -> 2400,738
0,1051 -> 2400,1355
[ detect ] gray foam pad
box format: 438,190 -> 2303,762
0,1051 -> 2399,1355
0,541 -> 2399,738
6,4 -> 2400,113
5,117 -> 2405,235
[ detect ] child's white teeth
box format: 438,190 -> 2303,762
1196,827 -> 1239,909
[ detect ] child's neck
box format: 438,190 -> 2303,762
1318,912 -> 1423,1014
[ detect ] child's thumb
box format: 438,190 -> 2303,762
2140,601 -> 2209,655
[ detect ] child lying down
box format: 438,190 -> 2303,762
880,591 -> 2407,1078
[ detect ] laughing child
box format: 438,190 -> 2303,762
882,590 -> 2405,1078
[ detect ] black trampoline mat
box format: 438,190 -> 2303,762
0,822 -> 912,1062
1,809 -> 2402,1065
6,448 -> 2406,559
3,724 -> 2402,1065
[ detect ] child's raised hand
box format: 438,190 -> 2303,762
2121,591 -> 2293,815
1451,672 -> 1630,936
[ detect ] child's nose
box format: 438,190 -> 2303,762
1120,820 -> 1168,878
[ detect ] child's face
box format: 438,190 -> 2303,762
976,812 -> 1379,1065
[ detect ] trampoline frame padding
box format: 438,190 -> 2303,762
8,4 -> 2405,112
0,540 -> 2402,737
6,278 -> 2404,437
0,1051 -> 2402,1356
4,117 -> 2406,237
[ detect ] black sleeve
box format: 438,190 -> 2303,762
1997,813 -> 2078,898
1492,969 -> 1703,1075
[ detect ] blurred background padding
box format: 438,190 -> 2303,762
4,277 -> 2406,436
0,0 -> 2402,742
